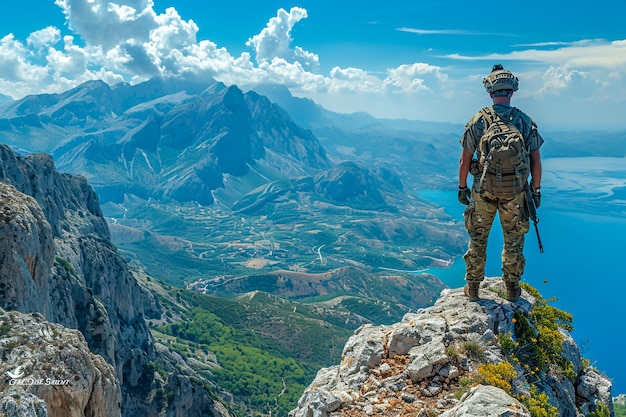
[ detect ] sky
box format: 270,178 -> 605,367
0,0 -> 625,130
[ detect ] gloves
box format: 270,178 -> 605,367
531,185 -> 541,208
458,186 -> 471,205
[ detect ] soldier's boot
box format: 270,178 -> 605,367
464,282 -> 480,301
505,281 -> 521,301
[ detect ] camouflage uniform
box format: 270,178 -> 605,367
460,103 -> 544,284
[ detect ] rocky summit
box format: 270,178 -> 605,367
289,279 -> 613,417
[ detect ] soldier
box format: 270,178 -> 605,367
458,64 -> 543,301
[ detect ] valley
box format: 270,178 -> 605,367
103,183 -> 465,288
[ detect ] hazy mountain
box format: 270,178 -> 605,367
252,83 -> 626,175
0,76 -> 212,152
0,76 -> 466,288
251,83 -> 463,134
0,77 -> 330,206
541,129 -> 626,157
251,83 -> 464,189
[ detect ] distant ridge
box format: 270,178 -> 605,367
0,76 -> 330,206
251,83 -> 463,134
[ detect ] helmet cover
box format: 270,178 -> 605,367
483,64 -> 519,94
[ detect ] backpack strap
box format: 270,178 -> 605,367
479,106 -> 494,128
477,107 -> 495,189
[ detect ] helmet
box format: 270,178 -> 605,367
483,64 -> 519,94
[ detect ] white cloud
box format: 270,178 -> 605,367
397,27 -> 514,37
53,0 -> 198,77
27,27 -> 62,52
328,67 -> 381,93
0,34 -> 50,95
383,63 -> 447,93
107,3 -> 140,22
246,7 -> 319,73
397,27 -> 474,36
54,0 -> 160,50
537,67 -> 590,95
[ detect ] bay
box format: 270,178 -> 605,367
417,159 -> 626,394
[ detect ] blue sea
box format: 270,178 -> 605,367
418,157 -> 626,395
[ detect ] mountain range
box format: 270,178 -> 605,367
0,77 -> 328,205
0,76 -> 467,289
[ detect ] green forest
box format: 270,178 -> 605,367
162,309 -> 308,415
155,290 -> 355,416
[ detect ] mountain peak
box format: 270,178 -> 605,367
290,279 -> 613,417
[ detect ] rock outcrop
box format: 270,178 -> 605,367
290,279 -> 613,417
0,309 -> 120,417
0,144 -> 229,416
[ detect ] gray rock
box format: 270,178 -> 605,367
577,367 -> 613,405
0,310 -> 121,417
407,339 -> 449,382
0,390 -> 48,417
387,315 -> 447,357
289,389 -> 342,417
439,364 -> 460,379
337,324 -> 388,386
439,385 -> 530,417
561,330 -> 583,375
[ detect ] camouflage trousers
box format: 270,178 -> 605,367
462,190 -> 530,284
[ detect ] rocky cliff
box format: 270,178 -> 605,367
290,279 -> 613,417
0,144 -> 229,416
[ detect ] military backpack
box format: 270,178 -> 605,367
475,106 -> 530,198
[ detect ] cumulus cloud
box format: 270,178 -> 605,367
53,0 -> 201,77
27,27 -> 62,52
246,7 -> 319,73
0,34 -> 51,97
0,3 -> 396,99
538,67 -> 590,95
0,3 -> 325,100
54,0 -> 162,50
383,63 -> 447,93
328,67 -> 381,93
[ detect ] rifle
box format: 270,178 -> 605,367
524,183 -> 544,253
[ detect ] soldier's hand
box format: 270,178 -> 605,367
458,186 -> 471,205
531,185 -> 541,208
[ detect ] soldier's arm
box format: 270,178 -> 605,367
459,149 -> 473,188
459,113 -> 483,188
529,149 -> 542,189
